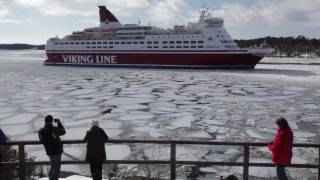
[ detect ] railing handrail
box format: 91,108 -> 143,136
1,139 -> 320,180
2,139 -> 320,147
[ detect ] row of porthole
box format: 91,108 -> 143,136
82,46 -> 205,49
146,46 -> 204,49
53,40 -> 205,46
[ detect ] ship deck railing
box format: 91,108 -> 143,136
1,139 -> 320,180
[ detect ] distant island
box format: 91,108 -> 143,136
1,36 -> 319,58
0,44 -> 45,50
236,35 -> 320,58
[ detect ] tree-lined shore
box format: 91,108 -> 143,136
0,44 -> 45,50
236,36 -> 320,58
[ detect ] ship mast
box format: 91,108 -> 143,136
198,4 -> 212,23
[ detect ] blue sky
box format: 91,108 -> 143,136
0,0 -> 319,44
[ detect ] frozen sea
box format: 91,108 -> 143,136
0,50 -> 320,179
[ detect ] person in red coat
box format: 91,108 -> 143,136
268,117 -> 293,180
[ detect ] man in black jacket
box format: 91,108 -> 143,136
39,115 -> 66,180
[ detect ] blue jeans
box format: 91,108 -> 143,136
276,164 -> 288,180
49,154 -> 61,180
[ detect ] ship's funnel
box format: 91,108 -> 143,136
99,6 -> 119,23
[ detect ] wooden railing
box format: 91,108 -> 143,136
1,139 -> 320,180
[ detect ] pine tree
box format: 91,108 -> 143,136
0,145 -> 38,180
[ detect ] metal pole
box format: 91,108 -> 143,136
243,145 -> 250,180
18,143 -> 26,180
170,141 -> 176,180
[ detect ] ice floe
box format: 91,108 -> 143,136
0,113 -> 39,124
1,53 -> 320,179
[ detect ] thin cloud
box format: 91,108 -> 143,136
0,1 -> 22,24
215,0 -> 320,27
13,0 -> 197,27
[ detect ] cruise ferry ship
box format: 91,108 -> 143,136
44,6 -> 273,68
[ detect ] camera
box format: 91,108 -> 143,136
54,119 -> 61,123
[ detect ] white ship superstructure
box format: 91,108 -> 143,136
45,6 -> 272,68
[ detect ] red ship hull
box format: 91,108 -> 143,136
45,50 -> 264,69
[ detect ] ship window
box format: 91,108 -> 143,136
176,46 -> 182,48
103,42 -> 107,44
147,41 -> 152,44
183,46 -> 189,48
103,46 -> 108,48
109,46 -> 113,48
109,42 -> 114,44
163,46 -> 168,48
191,41 -> 196,44
121,42 -> 125,44
127,42 -> 131,44
54,43 -> 58,45
176,41 -> 182,44
153,46 -> 158,48
86,46 -> 90,48
198,46 -> 204,48
191,46 -> 197,48
133,42 -> 138,44
198,41 -> 204,44
153,41 -> 158,44
64,42 -> 69,45
169,41 -> 175,44
70,42 -> 75,45
86,42 -> 90,44
163,41 -> 168,44
183,41 -> 189,43
75,42 -> 80,45
91,42 -> 96,44
169,46 -> 174,48
147,46 -> 152,48
115,42 -> 119,44
139,41 -> 144,44
81,42 -> 85,45
60,42 -> 64,45
92,46 -> 96,48
98,46 -> 102,48
97,42 -> 102,44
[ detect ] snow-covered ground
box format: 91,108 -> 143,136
0,50 -> 320,179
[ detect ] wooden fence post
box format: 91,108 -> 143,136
18,143 -> 26,180
243,145 -> 249,180
170,141 -> 176,180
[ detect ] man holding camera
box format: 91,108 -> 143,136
39,115 -> 66,180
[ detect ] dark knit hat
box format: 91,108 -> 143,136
45,115 -> 53,123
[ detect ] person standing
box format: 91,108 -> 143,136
0,127 -> 8,144
84,120 -> 108,180
0,127 -> 8,172
268,117 -> 293,180
39,115 -> 66,180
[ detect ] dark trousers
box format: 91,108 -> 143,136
49,154 -> 61,180
276,164 -> 288,180
90,163 -> 103,180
